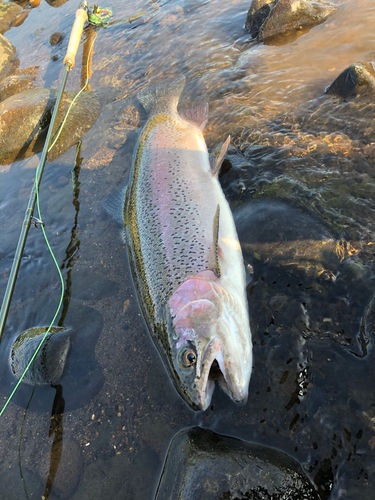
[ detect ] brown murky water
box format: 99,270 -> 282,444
1,0 -> 375,498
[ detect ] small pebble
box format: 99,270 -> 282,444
49,31 -> 65,46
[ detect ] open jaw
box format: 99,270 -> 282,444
196,337 -> 248,411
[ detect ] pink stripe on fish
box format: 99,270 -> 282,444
148,140 -> 176,265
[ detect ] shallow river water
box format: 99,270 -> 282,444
1,0 -> 375,498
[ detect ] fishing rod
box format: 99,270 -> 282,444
0,1 -> 90,341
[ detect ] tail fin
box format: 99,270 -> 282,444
137,75 -> 186,115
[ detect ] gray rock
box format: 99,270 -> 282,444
155,427 -> 321,500
0,1 -> 22,34
245,0 -> 337,43
0,33 -> 16,82
326,62 -> 375,99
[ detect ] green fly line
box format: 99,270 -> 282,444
0,27 -> 100,419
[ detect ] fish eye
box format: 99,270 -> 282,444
180,348 -> 197,368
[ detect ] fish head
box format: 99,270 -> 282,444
167,270 -> 252,411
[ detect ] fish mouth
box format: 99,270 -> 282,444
196,338 -> 248,411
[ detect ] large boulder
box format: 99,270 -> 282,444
245,0 -> 337,43
0,66 -> 38,102
0,1 -> 22,34
0,33 -> 16,82
0,87 -> 101,164
326,62 -> 375,99
155,427 -> 321,500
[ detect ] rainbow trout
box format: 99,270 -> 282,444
106,76 -> 252,410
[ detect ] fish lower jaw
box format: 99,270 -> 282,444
218,376 -> 249,406
195,358 -> 249,411
194,372 -> 248,411
197,378 -> 216,411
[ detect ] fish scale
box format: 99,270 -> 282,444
131,114 -> 217,310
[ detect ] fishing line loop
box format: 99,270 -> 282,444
31,216 -> 45,229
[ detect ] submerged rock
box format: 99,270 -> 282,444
245,0 -> 337,43
233,200 -> 368,279
0,303 -> 104,412
0,87 -> 101,164
155,427 -> 321,500
10,326 -> 71,385
0,33 -> 16,81
326,62 -> 375,99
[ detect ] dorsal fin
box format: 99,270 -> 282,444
211,204 -> 221,278
209,136 -> 230,177
180,104 -> 208,131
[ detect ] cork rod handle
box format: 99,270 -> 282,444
63,8 -> 88,69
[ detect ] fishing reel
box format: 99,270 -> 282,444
88,4 -> 113,27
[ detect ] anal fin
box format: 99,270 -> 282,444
210,136 -> 230,177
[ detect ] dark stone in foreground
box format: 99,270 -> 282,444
10,326 -> 71,385
155,427 -> 321,500
326,62 -> 375,99
245,0 -> 337,43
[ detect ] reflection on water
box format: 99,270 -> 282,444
1,0 -> 375,498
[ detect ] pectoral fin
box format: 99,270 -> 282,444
210,204 -> 221,278
102,184 -> 128,226
209,136 -> 230,177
